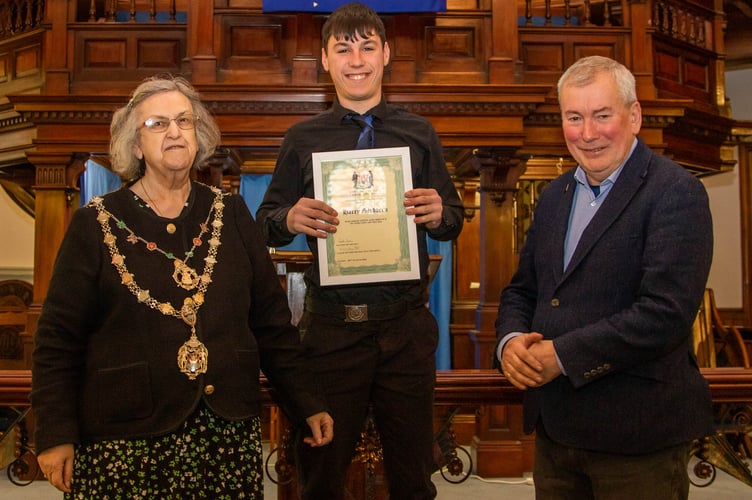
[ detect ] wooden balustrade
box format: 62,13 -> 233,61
85,0 -> 185,23
0,0 -> 44,40
2,368 -> 751,490
3,367 -> 752,411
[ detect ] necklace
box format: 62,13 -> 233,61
116,196 -> 213,291
91,186 -> 225,380
140,178 -> 189,234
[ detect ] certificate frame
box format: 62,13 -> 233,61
312,146 -> 420,286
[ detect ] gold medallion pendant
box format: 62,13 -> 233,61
173,259 -> 200,290
177,297 -> 207,379
177,333 -> 208,380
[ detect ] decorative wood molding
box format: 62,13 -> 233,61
3,368 -> 752,407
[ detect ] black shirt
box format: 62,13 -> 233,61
257,97 -> 463,306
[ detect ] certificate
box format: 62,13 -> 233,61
312,146 -> 420,286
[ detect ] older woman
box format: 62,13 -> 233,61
31,75 -> 332,499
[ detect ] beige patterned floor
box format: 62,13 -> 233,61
1,446 -> 749,499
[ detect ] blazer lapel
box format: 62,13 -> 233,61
560,139 -> 650,282
551,175 -> 577,284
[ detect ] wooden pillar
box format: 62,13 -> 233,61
628,0 -> 657,100
292,13 -> 319,85
488,0 -> 520,83
469,148 -> 525,369
737,142 -> 752,327
709,0 -> 727,110
188,0 -> 217,84
468,148 -> 533,477
389,13 -> 417,83
451,178 -> 482,370
41,0 -> 71,93
24,153 -> 86,349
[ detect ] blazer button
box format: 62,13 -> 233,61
550,298 -> 560,307
204,384 -> 215,395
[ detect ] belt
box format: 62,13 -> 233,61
305,296 -> 419,322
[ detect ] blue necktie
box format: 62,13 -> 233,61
349,114 -> 374,149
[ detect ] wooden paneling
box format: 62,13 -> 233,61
418,15 -> 489,83
217,14 -> 295,84
13,44 -> 41,78
518,28 -> 627,84
0,53 -> 7,84
0,32 -> 43,94
653,38 -> 715,106
71,26 -> 187,91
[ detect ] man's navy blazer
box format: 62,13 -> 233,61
496,138 -> 715,454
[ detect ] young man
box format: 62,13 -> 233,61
256,3 -> 463,499
496,56 -> 714,499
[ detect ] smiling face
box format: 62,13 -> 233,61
321,32 -> 390,114
133,90 -> 198,177
560,72 -> 642,184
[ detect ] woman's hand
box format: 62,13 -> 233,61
37,443 -> 74,493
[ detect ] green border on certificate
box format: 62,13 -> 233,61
312,146 -> 420,286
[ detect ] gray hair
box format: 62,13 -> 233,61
109,75 -> 220,180
557,56 -> 637,106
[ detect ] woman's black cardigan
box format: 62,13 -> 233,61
31,182 -> 326,453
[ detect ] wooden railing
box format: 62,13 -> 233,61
0,0 -> 43,41
4,367 -> 752,413
3,368 -> 752,493
87,1 -> 185,23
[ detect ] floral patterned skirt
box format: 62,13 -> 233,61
66,404 -> 263,499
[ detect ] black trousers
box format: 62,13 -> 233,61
294,305 -> 439,500
534,423 -> 692,500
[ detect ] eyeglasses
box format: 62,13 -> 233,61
140,114 -> 199,133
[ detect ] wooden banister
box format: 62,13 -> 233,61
3,368 -> 752,408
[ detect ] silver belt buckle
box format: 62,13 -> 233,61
344,304 -> 368,322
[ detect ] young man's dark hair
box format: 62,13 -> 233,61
321,2 -> 387,50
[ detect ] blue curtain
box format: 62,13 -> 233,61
239,174 -> 308,251
428,237 -> 452,369
79,160 -> 122,206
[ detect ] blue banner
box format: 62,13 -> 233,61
262,1 -> 446,13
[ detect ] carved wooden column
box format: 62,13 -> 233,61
188,1 -> 217,84
469,148 -> 525,369
629,0 -> 657,100
451,175 -> 482,371
41,0 -> 71,94
389,13 -> 417,83
467,148 -> 534,477
708,0 -> 727,110
292,13 -> 319,85
22,152 -> 86,365
488,0 -> 520,83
